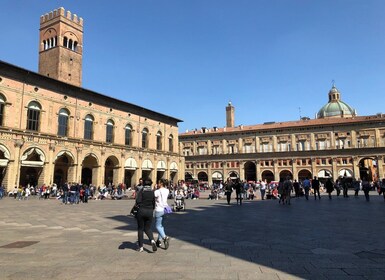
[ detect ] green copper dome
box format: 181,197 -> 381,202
317,85 -> 356,119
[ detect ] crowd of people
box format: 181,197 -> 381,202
203,175 -> 385,205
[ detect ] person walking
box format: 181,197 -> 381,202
154,179 -> 170,250
362,177 -> 371,202
224,178 -> 233,205
234,179 -> 243,205
342,177 -> 349,198
312,176 -> 321,200
260,180 -> 266,200
353,178 -> 360,197
302,177 -> 311,200
135,179 -> 157,252
325,178 -> 334,199
293,179 -> 300,198
379,178 -> 385,202
283,176 -> 293,205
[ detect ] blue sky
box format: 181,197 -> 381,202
1,0 -> 385,132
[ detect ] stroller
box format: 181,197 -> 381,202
173,190 -> 185,212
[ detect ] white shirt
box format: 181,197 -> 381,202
154,188 -> 169,212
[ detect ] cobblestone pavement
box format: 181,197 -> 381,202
1,190 -> 385,280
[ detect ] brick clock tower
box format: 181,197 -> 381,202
226,101 -> 235,128
38,7 -> 83,87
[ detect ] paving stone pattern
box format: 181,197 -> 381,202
0,191 -> 385,279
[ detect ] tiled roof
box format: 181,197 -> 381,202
180,115 -> 385,137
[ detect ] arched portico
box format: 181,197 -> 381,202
169,162 -> 178,184
19,147 -> 45,187
54,150 -> 75,187
261,170 -> 274,183
298,169 -> 312,181
244,161 -> 256,182
156,160 -> 167,183
124,157 -> 138,189
104,156 -> 119,186
279,169 -> 292,180
81,154 -> 99,186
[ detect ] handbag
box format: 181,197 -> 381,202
160,190 -> 172,214
164,205 -> 173,214
130,204 -> 139,217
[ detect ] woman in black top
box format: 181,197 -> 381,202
135,179 -> 157,252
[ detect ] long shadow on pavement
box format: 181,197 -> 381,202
108,194 -> 385,278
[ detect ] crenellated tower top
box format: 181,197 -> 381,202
40,7 -> 83,26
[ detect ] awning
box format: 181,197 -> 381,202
157,161 -> 166,171
142,159 -> 153,171
318,170 -> 332,178
170,162 -> 178,172
212,171 -> 223,180
339,169 -> 353,177
21,160 -> 44,167
124,158 -> 138,170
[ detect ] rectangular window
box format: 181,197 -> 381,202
58,115 -> 68,136
125,130 -> 131,146
0,103 -> 4,126
106,125 -> 113,143
84,121 -> 93,140
27,109 -> 40,131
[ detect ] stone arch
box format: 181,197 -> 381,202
124,157 -> 138,189
317,169 -> 333,182
298,169 -> 312,181
141,158 -> 153,180
244,161 -> 256,182
156,160 -> 167,182
0,144 -> 10,187
54,150 -> 75,186
19,147 -> 46,187
185,172 -> 193,183
358,157 -> 377,181
104,155 -> 119,186
81,153 -> 99,186
338,168 -> 353,178
279,169 -> 293,180
197,171 -> 208,182
261,170 -> 274,183
212,171 -> 223,184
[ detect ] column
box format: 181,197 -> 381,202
46,142 -> 55,185
375,128 -> 381,147
99,148 -> 106,186
291,159 -> 298,180
310,133 -> 316,150
75,145 -> 83,183
351,130 -> 357,148
352,156 -> 360,179
13,139 -> 24,188
222,161 -> 227,180
330,132 -> 335,149
238,138 -> 243,154
272,136 -> 277,152
311,157 -> 317,178
207,141 -> 212,155
332,158 -> 338,180
255,160 -> 260,181
207,161 -> 212,184
377,156 -> 384,179
255,137 -> 259,153
273,160 -> 278,181
239,160 -> 244,181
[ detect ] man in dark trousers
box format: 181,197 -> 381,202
234,179 -> 243,205
312,176 -> 321,200
224,178 -> 233,205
